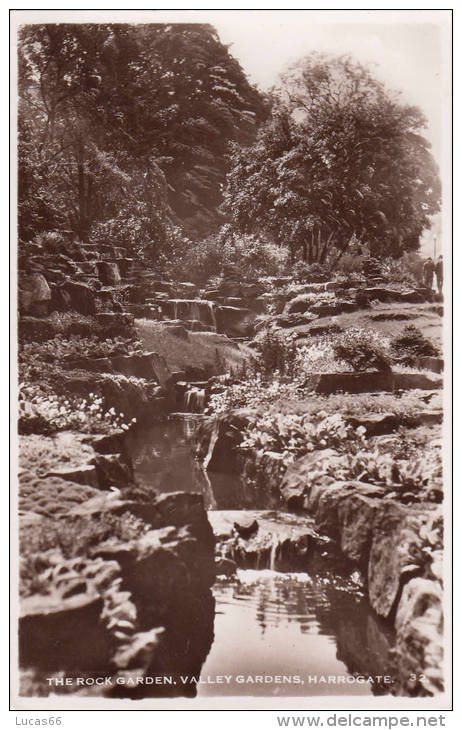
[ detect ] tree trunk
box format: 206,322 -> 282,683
320,231 -> 334,264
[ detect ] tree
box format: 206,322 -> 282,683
18,23 -> 266,247
222,53 -> 441,264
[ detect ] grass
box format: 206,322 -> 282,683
135,319 -> 252,375
291,302 -> 442,349
265,389 -> 442,419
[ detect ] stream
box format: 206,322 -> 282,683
127,416 -> 398,698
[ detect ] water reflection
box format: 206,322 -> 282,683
198,570 -> 396,697
127,418 -> 278,510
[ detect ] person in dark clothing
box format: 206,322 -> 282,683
423,257 -> 435,289
435,255 -> 443,295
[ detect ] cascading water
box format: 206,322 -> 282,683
164,298 -> 217,331
205,300 -> 217,331
269,538 -> 279,571
185,387 -> 207,413
203,419 -> 220,472
190,300 -> 200,322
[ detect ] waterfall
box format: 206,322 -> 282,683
190,301 -> 200,321
165,298 -> 217,331
203,419 -> 220,472
269,538 -> 280,571
198,464 -> 217,510
185,387 -> 206,412
205,301 -> 217,331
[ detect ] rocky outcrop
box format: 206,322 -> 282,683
215,305 -> 256,337
19,490 -> 216,697
301,371 -> 442,395
364,287 -> 434,304
393,578 -> 444,696
209,509 -> 329,571
195,412 -> 249,473
18,272 -> 51,316
57,281 -> 98,315
96,261 -> 121,285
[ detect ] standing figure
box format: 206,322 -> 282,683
435,255 -> 443,295
422,257 -> 435,289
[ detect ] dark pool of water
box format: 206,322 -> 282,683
127,416 -> 276,510
199,569 -> 396,697
126,417 -> 398,698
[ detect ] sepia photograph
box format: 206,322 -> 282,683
10,8 -> 452,712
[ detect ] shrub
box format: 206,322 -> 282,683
241,411 -> 367,467
317,447 -> 442,503
296,338 -> 340,374
252,328 -> 297,377
330,252 -> 365,275
332,271 -> 367,289
333,328 -> 392,372
362,256 -> 383,279
391,325 -> 440,364
165,229 -> 289,285
33,230 -> 66,252
19,334 -> 141,366
20,512 -> 148,595
292,261 -> 330,283
19,312 -> 101,343
381,252 -> 424,287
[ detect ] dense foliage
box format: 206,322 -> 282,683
18,23 -> 266,249
223,53 -> 441,264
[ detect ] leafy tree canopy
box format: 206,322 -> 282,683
18,23 -> 266,248
223,53 -> 441,263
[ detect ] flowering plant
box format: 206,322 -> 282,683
18,386 -> 135,435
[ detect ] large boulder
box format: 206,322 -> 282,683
394,577 -> 444,696
18,316 -> 58,342
393,372 -> 443,391
285,294 -> 316,315
53,370 -> 155,423
416,357 -> 444,374
368,502 -> 438,618
305,371 -> 395,395
174,282 -> 200,298
400,288 -> 434,303
19,573 -> 112,672
56,281 -> 97,315
218,280 -> 241,297
346,412 -> 403,437
18,272 -> 51,316
280,449 -> 339,510
307,480 -> 386,562
311,300 -> 357,316
196,414 -> 248,474
109,353 -> 162,380
241,282 -> 266,298
215,306 -> 256,337
208,509 -> 327,571
95,524 -> 215,627
96,261 -> 121,285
